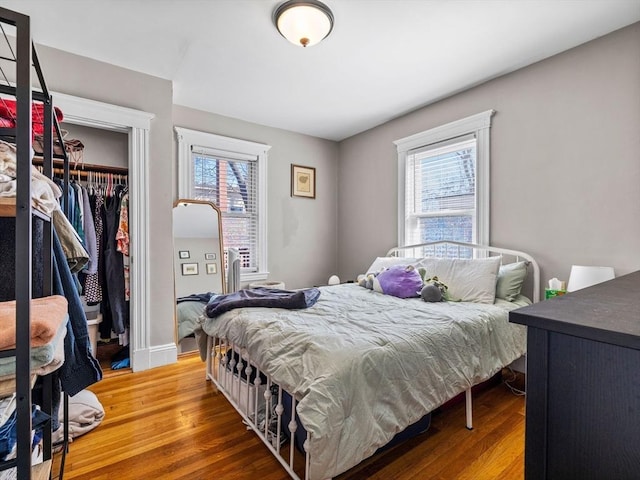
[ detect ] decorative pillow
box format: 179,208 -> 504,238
365,256 -> 419,275
417,256 -> 501,304
375,265 -> 423,298
496,261 -> 528,301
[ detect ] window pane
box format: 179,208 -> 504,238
415,147 -> 476,214
192,153 -> 258,272
419,216 -> 473,242
406,138 -> 477,245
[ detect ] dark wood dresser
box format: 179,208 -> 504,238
510,270 -> 640,480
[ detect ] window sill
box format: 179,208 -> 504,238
240,271 -> 269,283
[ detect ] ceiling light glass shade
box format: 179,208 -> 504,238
566,265 -> 615,292
274,0 -> 334,47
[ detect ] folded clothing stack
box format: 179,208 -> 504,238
0,99 -> 63,138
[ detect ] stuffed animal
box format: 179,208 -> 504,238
359,266 -> 450,302
375,264 -> 423,298
358,272 -> 379,290
420,276 -> 449,302
420,284 -> 442,302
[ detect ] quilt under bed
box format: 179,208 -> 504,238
202,283 -> 529,479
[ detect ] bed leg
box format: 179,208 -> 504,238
465,388 -> 473,430
205,335 -> 213,381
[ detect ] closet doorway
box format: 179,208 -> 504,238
54,92 -> 155,373
61,123 -> 130,373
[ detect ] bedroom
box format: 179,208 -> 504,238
0,0 -> 639,479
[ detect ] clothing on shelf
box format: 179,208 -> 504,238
0,406 -> 50,462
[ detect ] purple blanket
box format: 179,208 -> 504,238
205,287 -> 321,318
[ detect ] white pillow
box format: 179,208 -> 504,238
418,256 -> 501,303
365,256 -> 419,275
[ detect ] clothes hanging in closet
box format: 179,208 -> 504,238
83,191 -> 104,304
81,183 -> 98,276
101,184 -> 128,336
55,171 -> 130,338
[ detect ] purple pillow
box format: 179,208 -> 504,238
376,265 -> 423,298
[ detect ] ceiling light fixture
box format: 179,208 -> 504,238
273,0 -> 334,48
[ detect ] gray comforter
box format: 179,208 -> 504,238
202,283 -> 528,479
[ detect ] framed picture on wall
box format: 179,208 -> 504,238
181,263 -> 199,276
291,164 -> 316,199
205,253 -> 216,260
206,263 -> 217,275
178,250 -> 190,259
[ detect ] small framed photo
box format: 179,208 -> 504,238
204,253 -> 216,260
206,263 -> 217,275
291,164 -> 316,199
178,250 -> 190,259
181,263 -> 199,276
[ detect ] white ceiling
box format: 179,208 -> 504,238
3,0 -> 640,141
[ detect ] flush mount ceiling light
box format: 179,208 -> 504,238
273,0 -> 334,48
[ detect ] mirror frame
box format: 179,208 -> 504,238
172,198 -> 226,350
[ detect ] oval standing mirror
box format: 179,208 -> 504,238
172,199 -> 226,353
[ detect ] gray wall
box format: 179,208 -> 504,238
337,22 -> 640,289
173,237 -> 223,298
61,124 -> 128,169
173,106 -> 339,289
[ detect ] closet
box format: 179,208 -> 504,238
42,123 -> 131,374
0,7 -> 101,479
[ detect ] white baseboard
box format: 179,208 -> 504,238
132,343 -> 178,372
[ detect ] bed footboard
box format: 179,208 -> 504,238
205,335 -> 317,480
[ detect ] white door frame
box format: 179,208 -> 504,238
52,91 -> 156,372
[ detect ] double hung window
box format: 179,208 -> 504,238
395,110 -> 494,251
176,127 -> 270,281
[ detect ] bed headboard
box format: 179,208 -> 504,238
386,241 -> 540,303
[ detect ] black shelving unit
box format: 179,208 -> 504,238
0,6 -> 70,479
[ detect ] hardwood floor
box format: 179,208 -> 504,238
54,354 -> 526,480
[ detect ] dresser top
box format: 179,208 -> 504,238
510,270 -> 640,350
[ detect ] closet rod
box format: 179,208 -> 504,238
50,167 -> 128,181
32,157 -> 128,175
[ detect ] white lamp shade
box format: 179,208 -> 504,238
567,265 -> 615,292
275,1 -> 334,47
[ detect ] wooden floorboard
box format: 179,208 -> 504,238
54,353 -> 526,479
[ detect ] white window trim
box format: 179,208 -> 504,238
394,109 -> 495,248
175,126 -> 270,282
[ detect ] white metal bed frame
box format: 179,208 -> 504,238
204,241 -> 540,480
